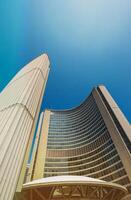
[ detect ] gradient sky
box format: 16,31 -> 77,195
0,0 -> 131,122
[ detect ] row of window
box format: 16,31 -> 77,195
44,154 -> 120,174
114,176 -> 130,187
49,110 -> 101,128
49,111 -> 101,129
45,142 -> 115,165
50,96 -> 94,118
47,129 -> 108,149
48,124 -> 106,142
48,128 -> 107,145
47,128 -> 107,146
44,160 -> 123,179
100,167 -> 126,181
46,138 -> 114,159
45,148 -> 117,169
50,101 -> 99,124
49,117 -> 104,136
49,113 -> 102,132
47,130 -> 110,150
49,106 -> 101,128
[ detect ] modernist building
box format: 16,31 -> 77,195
0,54 -> 50,200
0,53 -> 130,200
18,85 -> 131,200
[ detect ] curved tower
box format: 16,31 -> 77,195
23,85 -> 131,200
0,54 -> 50,200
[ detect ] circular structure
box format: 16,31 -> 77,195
19,176 -> 127,200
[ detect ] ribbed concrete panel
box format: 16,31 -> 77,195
0,54 -> 50,200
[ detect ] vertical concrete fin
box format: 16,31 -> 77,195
92,86 -> 131,182
33,110 -> 50,180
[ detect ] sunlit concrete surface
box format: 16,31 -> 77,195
0,54 -> 50,200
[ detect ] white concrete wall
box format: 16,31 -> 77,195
0,54 -> 50,200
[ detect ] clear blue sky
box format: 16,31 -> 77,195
0,0 -> 131,122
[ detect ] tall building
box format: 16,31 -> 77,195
19,85 -> 131,200
0,54 -> 50,200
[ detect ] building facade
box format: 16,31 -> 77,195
21,85 -> 131,200
0,54 -> 50,200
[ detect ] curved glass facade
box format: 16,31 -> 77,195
31,86 -> 131,198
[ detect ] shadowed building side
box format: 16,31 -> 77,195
27,85 -> 131,200
0,54 -> 50,200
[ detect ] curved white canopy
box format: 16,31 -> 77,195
20,176 -> 127,200
24,175 -> 104,186
23,175 -> 126,191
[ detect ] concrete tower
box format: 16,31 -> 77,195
0,54 -> 50,200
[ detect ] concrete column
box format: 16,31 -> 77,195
32,110 -> 50,180
0,54 -> 50,200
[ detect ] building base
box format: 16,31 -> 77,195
14,176 -> 127,200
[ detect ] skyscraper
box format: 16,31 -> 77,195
0,54 -> 50,200
19,85 -> 131,200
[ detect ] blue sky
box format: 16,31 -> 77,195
0,0 -> 131,122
